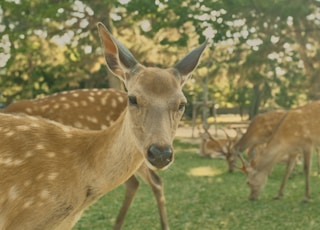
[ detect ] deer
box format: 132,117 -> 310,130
238,101 -> 320,201
233,110 -> 287,160
0,22 -> 207,229
198,127 -> 240,172
233,110 -> 297,198
1,88 -> 171,230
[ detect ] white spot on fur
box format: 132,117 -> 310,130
60,126 -> 73,138
118,96 -> 124,103
100,125 -> 108,130
47,152 -> 56,158
36,144 -> 45,150
0,157 -> 22,166
74,121 -> 83,128
61,126 -> 71,132
111,99 -> 117,108
28,116 -> 38,121
0,157 -> 12,165
48,172 -> 58,180
23,200 -> 33,209
71,101 -> 79,107
8,186 -> 18,201
30,123 -> 41,128
100,95 -> 109,105
24,180 -> 31,187
86,116 -> 98,123
16,125 -> 30,131
25,151 -> 34,158
81,100 -> 88,106
88,96 -> 95,102
5,131 -> 15,137
40,190 -> 50,199
13,159 -> 23,166
63,104 -> 71,109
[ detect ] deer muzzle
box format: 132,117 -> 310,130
147,144 -> 173,169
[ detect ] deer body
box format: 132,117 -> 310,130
234,110 -> 287,158
2,88 -> 169,230
1,88 -> 127,130
0,112 -> 141,229
234,110 -> 303,198
199,132 -> 227,159
199,128 -> 240,172
246,101 -> 320,201
0,22 -> 206,229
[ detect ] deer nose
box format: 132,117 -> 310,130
147,144 -> 173,169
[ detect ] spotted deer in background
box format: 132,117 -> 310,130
0,22 -> 207,229
198,127 -> 241,172
2,88 -> 170,230
238,101 -> 320,201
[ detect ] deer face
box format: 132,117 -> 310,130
97,23 -> 207,170
125,68 -> 187,170
246,168 -> 267,200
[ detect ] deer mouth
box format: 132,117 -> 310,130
146,144 -> 173,170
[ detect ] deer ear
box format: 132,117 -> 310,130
173,40 -> 208,86
97,22 -> 139,82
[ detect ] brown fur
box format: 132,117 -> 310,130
234,110 -> 287,156
199,129 -> 239,172
2,88 -> 169,230
0,22 -> 206,229
246,101 -> 320,201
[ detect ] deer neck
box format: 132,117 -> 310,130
254,142 -> 283,177
80,110 -> 144,195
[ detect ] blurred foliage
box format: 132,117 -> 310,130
1,0 -> 319,118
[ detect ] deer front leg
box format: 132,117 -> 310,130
113,175 -> 140,230
136,163 -> 169,230
274,155 -> 297,200
316,147 -> 320,175
147,170 -> 169,230
302,149 -> 312,202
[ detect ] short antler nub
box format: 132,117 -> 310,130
237,154 -> 249,174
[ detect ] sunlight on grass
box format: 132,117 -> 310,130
187,166 -> 223,177
75,139 -> 320,230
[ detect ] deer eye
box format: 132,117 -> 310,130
178,102 -> 186,111
128,95 -> 138,106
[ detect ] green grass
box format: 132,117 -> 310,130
74,139 -> 320,230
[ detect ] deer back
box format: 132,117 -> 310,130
1,88 -> 127,130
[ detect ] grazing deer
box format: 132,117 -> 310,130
240,101 -> 320,201
233,110 -> 295,198
0,22 -> 207,229
199,127 -> 240,172
233,110 -> 287,159
1,88 -> 170,230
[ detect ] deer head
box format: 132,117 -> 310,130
237,148 -> 272,200
98,23 -> 207,170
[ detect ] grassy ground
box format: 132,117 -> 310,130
74,139 -> 320,230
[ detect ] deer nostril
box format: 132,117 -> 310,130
147,144 -> 173,169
